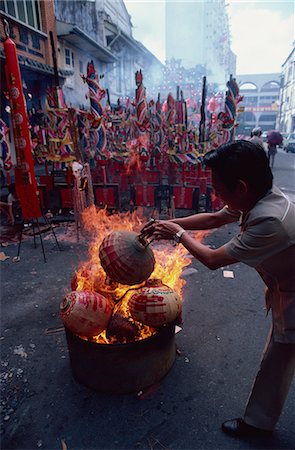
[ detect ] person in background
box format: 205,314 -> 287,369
267,140 -> 277,169
250,127 -> 264,149
141,140 -> 295,438
0,183 -> 18,225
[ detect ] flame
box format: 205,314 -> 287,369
73,206 -> 210,343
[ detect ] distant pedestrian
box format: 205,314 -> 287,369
267,142 -> 277,169
250,127 -> 264,149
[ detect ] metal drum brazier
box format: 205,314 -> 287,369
65,323 -> 176,394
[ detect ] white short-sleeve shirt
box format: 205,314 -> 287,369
224,186 -> 295,343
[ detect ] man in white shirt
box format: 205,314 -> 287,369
141,140 -> 295,438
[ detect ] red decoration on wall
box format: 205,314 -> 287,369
3,21 -> 41,219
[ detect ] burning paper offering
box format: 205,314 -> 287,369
60,206 -> 209,344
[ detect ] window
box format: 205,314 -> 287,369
65,49 -> 75,67
65,48 -> 71,66
239,82 -> 257,92
34,0 -> 41,29
259,95 -> 278,106
16,0 -> 26,22
1,0 -> 42,30
31,33 -> 40,49
19,28 -> 29,44
244,112 -> 256,121
261,81 -> 280,92
26,0 -> 35,27
259,114 -> 276,122
79,60 -> 83,74
243,96 -> 257,106
7,0 -> 16,15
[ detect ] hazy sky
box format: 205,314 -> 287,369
125,0 -> 294,74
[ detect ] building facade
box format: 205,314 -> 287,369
55,0 -> 163,107
235,73 -> 280,136
277,45 -> 295,133
1,0 -> 163,113
0,0 -> 73,114
165,0 -> 236,88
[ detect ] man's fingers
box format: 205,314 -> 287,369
140,219 -> 177,241
141,218 -> 157,232
140,224 -> 155,237
153,230 -> 173,240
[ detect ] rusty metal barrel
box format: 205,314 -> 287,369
64,323 -> 176,394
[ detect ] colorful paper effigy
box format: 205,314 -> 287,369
17,59 -> 247,207
43,85 -> 77,164
47,86 -> 67,109
46,105 -> 75,163
154,94 -> 163,155
135,70 -> 149,131
219,76 -> 243,143
82,61 -> 109,163
125,134 -> 149,175
175,89 -> 187,127
31,127 -> 48,164
166,93 -> 176,127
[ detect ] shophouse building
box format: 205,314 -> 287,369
54,0 -> 163,107
1,0 -> 163,113
235,73 -> 280,137
0,0 -> 73,114
277,45 -> 295,133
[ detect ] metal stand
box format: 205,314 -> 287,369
17,215 -> 62,263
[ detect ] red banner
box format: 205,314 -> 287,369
4,32 -> 42,219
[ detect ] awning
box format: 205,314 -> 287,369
0,48 -> 72,77
56,21 -> 117,63
105,20 -> 142,54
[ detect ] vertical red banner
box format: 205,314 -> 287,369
3,23 -> 42,219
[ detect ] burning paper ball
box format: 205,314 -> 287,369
128,279 -> 182,328
99,231 -> 155,286
106,312 -> 140,343
60,291 -> 113,338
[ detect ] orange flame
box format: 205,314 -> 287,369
73,206 -> 210,343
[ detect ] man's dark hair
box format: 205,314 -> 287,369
203,140 -> 273,198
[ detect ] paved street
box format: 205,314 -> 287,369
273,148 -> 295,202
1,150 -> 294,450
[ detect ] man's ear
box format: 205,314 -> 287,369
237,179 -> 248,194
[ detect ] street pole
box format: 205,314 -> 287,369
199,76 -> 207,144
49,31 -> 59,87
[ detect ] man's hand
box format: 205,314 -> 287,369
140,218 -> 157,238
140,219 -> 183,241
